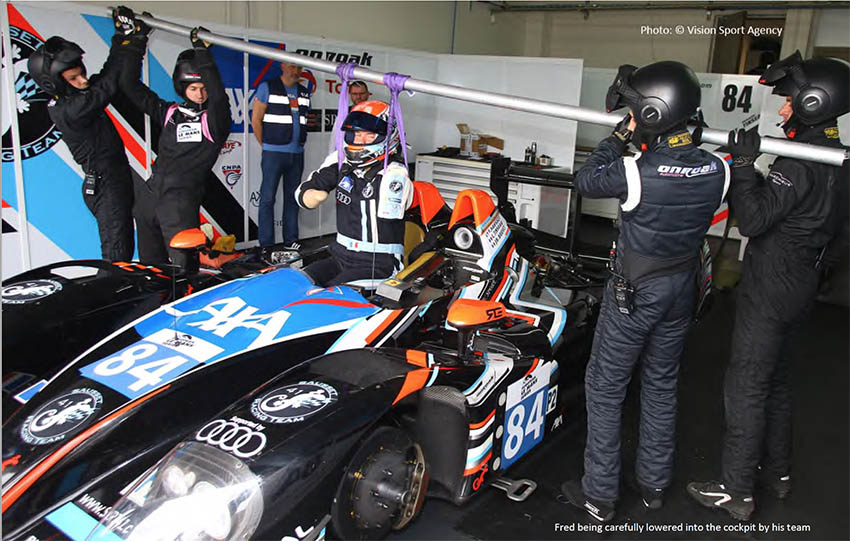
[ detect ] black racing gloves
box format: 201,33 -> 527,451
112,6 -> 136,35
612,113 -> 633,144
726,128 -> 761,168
191,27 -> 212,49
112,6 -> 151,55
112,6 -> 151,37
135,12 -> 153,37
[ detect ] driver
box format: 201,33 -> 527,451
295,100 -> 413,287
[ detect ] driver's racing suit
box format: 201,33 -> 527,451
576,130 -> 728,503
295,153 -> 413,286
721,121 -> 849,493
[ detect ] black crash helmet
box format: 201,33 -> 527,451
606,60 -> 701,135
760,50 -> 850,126
172,49 -> 204,99
27,36 -> 85,96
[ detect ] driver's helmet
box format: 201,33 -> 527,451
342,100 -> 400,167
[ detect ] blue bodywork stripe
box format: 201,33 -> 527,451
545,286 -> 567,345
467,439 -> 493,463
462,358 -> 490,394
46,502 -> 123,541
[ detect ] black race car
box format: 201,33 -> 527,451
2,184 -> 608,540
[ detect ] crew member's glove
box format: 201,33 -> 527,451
612,113 -> 634,144
691,109 -> 707,146
134,12 -> 153,37
726,127 -> 760,168
190,26 -> 212,49
112,6 -> 136,36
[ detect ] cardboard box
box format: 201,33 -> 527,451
457,124 -> 503,157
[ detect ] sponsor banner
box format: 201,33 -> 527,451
2,2 -> 438,273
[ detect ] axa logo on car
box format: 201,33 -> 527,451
657,162 -> 718,178
165,297 -> 292,349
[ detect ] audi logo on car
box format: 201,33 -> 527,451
195,418 -> 267,459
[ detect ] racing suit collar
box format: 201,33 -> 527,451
789,119 -> 842,146
179,100 -> 207,116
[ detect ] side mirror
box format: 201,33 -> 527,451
447,298 -> 506,360
169,228 -> 208,250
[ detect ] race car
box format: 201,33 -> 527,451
1,239 -> 297,421
2,185 -> 604,540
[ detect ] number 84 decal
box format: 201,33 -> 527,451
500,362 -> 553,469
79,330 -> 224,399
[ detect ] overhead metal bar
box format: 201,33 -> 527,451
482,1 -> 850,12
120,9 -> 847,166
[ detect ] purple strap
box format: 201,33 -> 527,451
334,63 -> 359,170
382,72 -> 411,175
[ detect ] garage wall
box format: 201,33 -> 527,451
814,7 -> 850,47
80,0 -> 521,55
522,9 -> 717,70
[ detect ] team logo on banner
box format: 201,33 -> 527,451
2,26 -> 63,162
221,164 -> 242,187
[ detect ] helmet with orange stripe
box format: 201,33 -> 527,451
342,100 -> 400,168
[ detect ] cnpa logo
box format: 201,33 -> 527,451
1,26 -> 63,162
221,164 -> 242,187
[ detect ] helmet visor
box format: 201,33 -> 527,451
606,64 -> 638,112
342,110 -> 388,136
760,50 -> 804,89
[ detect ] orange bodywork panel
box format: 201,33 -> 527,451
447,298 -> 506,328
169,228 -> 207,250
448,189 -> 496,229
410,181 -> 448,227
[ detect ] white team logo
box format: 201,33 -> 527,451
2,279 -> 63,304
21,388 -> 103,445
251,381 -> 337,424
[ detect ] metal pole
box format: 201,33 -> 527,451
1,9 -> 32,272
125,9 -> 848,167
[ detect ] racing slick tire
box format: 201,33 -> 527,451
332,426 -> 429,539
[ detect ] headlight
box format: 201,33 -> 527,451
93,442 -> 263,541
